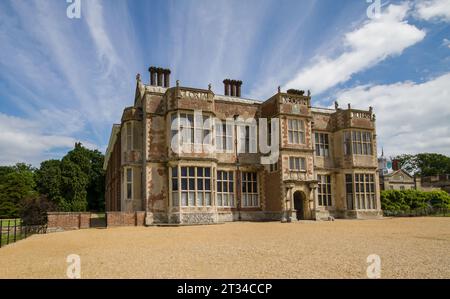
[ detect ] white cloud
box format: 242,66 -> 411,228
443,38 -> 450,48
336,73 -> 450,156
283,3 -> 426,95
414,0 -> 450,22
0,113 -> 96,166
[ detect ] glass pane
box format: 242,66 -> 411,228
172,178 -> 178,191
223,171 -> 228,180
189,192 -> 195,206
217,194 -> 222,206
198,179 -> 204,190
127,169 -> 132,181
181,192 -> 188,206
181,167 -> 187,177
172,167 -> 177,178
229,182 -> 233,192
229,172 -> 233,180
205,168 -> 211,177
217,181 -> 222,192
205,179 -> 211,191
181,178 -> 187,190
189,178 -> 195,190
197,192 -> 203,206
197,167 -> 204,177
189,167 -> 195,177
205,193 -> 211,206
172,192 -> 179,206
223,182 -> 228,192
217,171 -> 222,180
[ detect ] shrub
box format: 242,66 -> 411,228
381,189 -> 450,212
19,195 -> 57,226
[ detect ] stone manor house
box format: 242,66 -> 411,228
104,66 -> 382,225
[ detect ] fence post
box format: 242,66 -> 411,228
13,219 -> 17,242
6,220 -> 10,245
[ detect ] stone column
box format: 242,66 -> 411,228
164,69 -> 171,88
156,68 -> 163,86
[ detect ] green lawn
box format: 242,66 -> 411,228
0,219 -> 21,227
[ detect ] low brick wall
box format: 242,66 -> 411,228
47,212 -> 92,232
106,211 -> 146,227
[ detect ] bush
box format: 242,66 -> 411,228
19,195 -> 56,226
381,190 -> 450,212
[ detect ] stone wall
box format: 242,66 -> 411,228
106,211 -> 146,227
47,212 -> 91,232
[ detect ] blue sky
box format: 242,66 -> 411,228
0,0 -> 449,165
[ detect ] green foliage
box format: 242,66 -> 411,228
394,153 -> 450,176
381,190 -> 450,212
0,143 -> 105,218
0,163 -> 37,218
35,142 -> 105,212
19,195 -> 56,226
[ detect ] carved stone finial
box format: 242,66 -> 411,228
278,86 -> 281,93
136,73 -> 141,82
373,114 -> 376,121
307,90 -> 311,97
348,103 -> 351,109
334,101 -> 339,110
369,106 -> 373,114
176,80 -> 180,87
208,83 -> 212,91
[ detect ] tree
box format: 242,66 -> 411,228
393,153 -> 450,176
35,143 -> 105,212
35,160 -> 64,205
0,163 -> 37,218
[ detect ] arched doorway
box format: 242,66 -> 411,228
293,191 -> 306,220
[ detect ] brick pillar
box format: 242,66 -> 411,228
230,80 -> 236,97
223,79 -> 230,96
236,81 -> 242,97
164,69 -> 171,88
149,67 -> 156,86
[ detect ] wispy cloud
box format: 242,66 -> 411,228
283,3 -> 426,95
0,0 -> 141,164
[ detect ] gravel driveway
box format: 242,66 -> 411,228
0,217 -> 449,278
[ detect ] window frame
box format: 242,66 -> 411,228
241,172 -> 259,208
215,120 -> 233,152
171,112 -> 213,152
315,132 -> 330,157
289,157 -> 306,172
317,174 -> 332,207
216,170 -> 235,208
126,122 -> 133,151
125,167 -> 133,200
173,166 -> 212,207
287,119 -> 306,145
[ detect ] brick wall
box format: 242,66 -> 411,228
47,212 -> 92,232
106,211 -> 146,227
